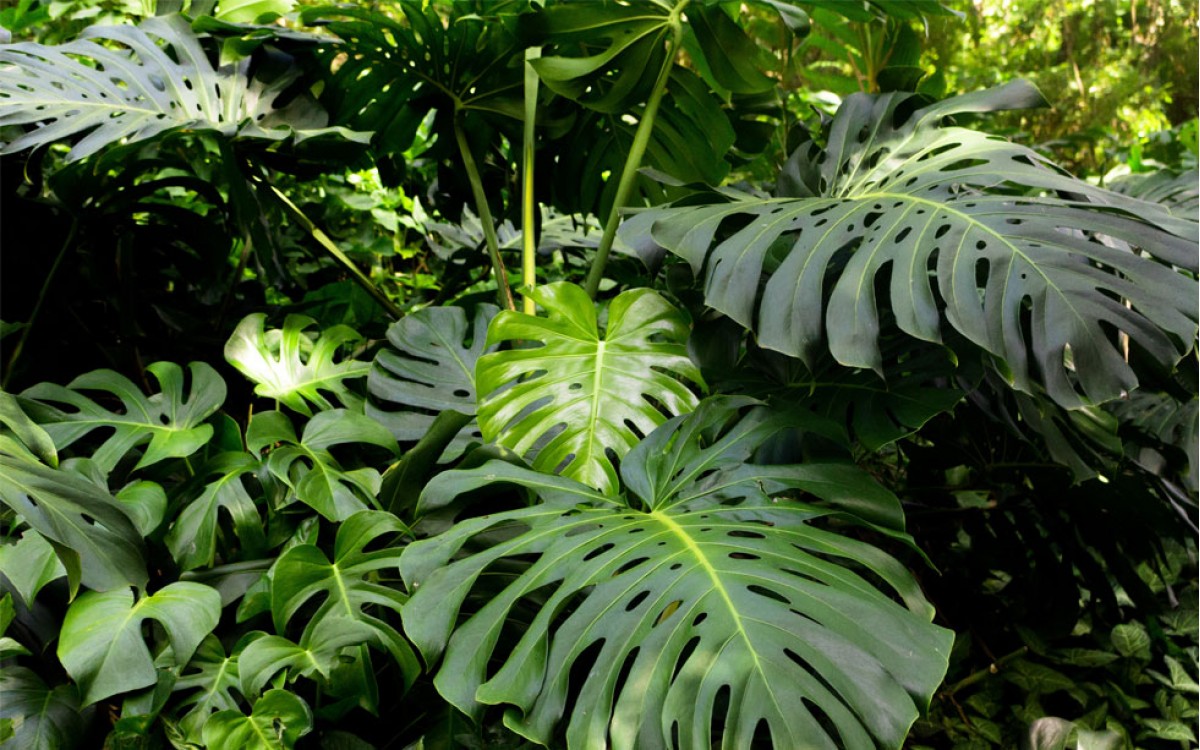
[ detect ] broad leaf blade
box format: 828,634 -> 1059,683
0,668 -> 85,750
202,689 -> 312,750
476,282 -> 703,495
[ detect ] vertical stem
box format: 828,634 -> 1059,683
268,185 -> 404,320
522,47 -> 542,315
454,114 -> 517,311
3,216 -> 78,390
583,8 -> 687,299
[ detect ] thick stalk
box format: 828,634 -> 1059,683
3,217 -> 79,389
583,11 -> 686,299
453,114 -> 517,311
269,186 -> 403,320
522,48 -> 542,315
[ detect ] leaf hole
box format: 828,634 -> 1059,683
583,542 -> 615,561
626,590 -> 651,611
747,584 -> 789,604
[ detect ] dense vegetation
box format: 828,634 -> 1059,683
0,1 -> 1196,748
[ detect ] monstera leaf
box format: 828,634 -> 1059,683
401,398 -> 952,750
202,690 -> 312,750
475,282 -> 703,495
225,314 -> 369,416
367,305 -> 498,458
268,511 -> 419,690
623,81 -> 1199,409
20,362 -> 225,475
171,635 -> 245,743
0,530 -> 66,608
57,582 -> 221,705
1109,169 -> 1199,218
0,668 -> 85,750
237,616 -> 380,698
0,15 -> 364,162
165,453 -> 267,571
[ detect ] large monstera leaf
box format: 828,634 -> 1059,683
0,15 -> 363,161
20,362 -> 225,475
401,398 -> 952,750
623,81 -> 1200,409
367,305 -> 498,458
475,283 -> 703,495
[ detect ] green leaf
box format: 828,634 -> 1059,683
225,314 -> 369,416
21,362 -> 225,474
0,531 -> 66,607
237,615 -> 380,697
0,15 -> 367,161
115,480 -> 167,537
367,305 -> 497,459
249,410 -> 396,522
476,282 -> 703,495
624,82 -> 1199,408
165,453 -> 266,570
172,635 -> 244,744
1110,622 -> 1152,660
0,453 -> 146,592
57,582 -> 222,705
202,689 -> 312,750
0,391 -> 56,467
689,6 -> 774,94
215,0 -> 293,23
269,510 -> 419,689
402,398 -> 951,749
0,668 -> 84,750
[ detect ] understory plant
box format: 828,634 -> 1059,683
0,1 -> 1196,749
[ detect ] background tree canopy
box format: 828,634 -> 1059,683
0,1 -> 1196,749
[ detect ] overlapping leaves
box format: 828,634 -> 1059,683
0,15 -> 363,161
401,398 -> 952,749
624,81 -> 1200,408
475,282 -> 702,495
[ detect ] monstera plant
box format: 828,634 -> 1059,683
0,1 -> 1196,749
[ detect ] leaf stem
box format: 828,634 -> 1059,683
583,4 -> 688,299
453,113 -> 517,311
268,186 -> 404,320
522,47 -> 542,315
3,216 -> 79,390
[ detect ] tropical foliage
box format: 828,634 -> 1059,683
0,1 -> 1196,749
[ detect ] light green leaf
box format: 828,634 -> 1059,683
0,668 -> 84,750
270,510 -> 418,689
0,391 -> 56,467
215,0 -> 292,23
57,582 -> 222,705
402,398 -> 950,750
172,635 -> 244,744
202,689 -> 312,750
367,305 -> 497,459
0,453 -> 146,592
21,362 -> 225,474
237,616 -> 380,697
251,410 -> 395,522
166,453 -> 265,570
476,282 -> 703,495
225,314 -> 369,416
0,15 -> 367,161
115,480 -> 167,537
0,531 -> 66,607
625,82 -> 1199,408
1111,622 -> 1152,660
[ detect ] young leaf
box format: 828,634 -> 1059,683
58,582 -> 222,705
624,81 -> 1199,408
269,510 -> 419,689
21,362 -> 226,474
237,615 -> 380,698
225,314 -> 369,416
476,282 -> 703,495
202,689 -> 312,750
402,398 -> 951,750
0,530 -> 66,607
166,453 -> 266,571
171,635 -> 245,744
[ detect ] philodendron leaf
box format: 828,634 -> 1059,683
202,689 -> 312,750
367,305 -> 498,459
166,453 -> 266,570
0,530 -> 66,607
476,282 -> 703,495
401,398 -> 951,750
237,615 -> 380,697
623,81 -> 1199,409
248,410 -> 396,521
0,452 -> 146,592
171,635 -> 245,744
58,582 -> 222,705
0,15 -> 367,162
269,510 -> 419,690
21,362 -> 226,475
0,668 -> 85,750
226,314 -> 369,416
